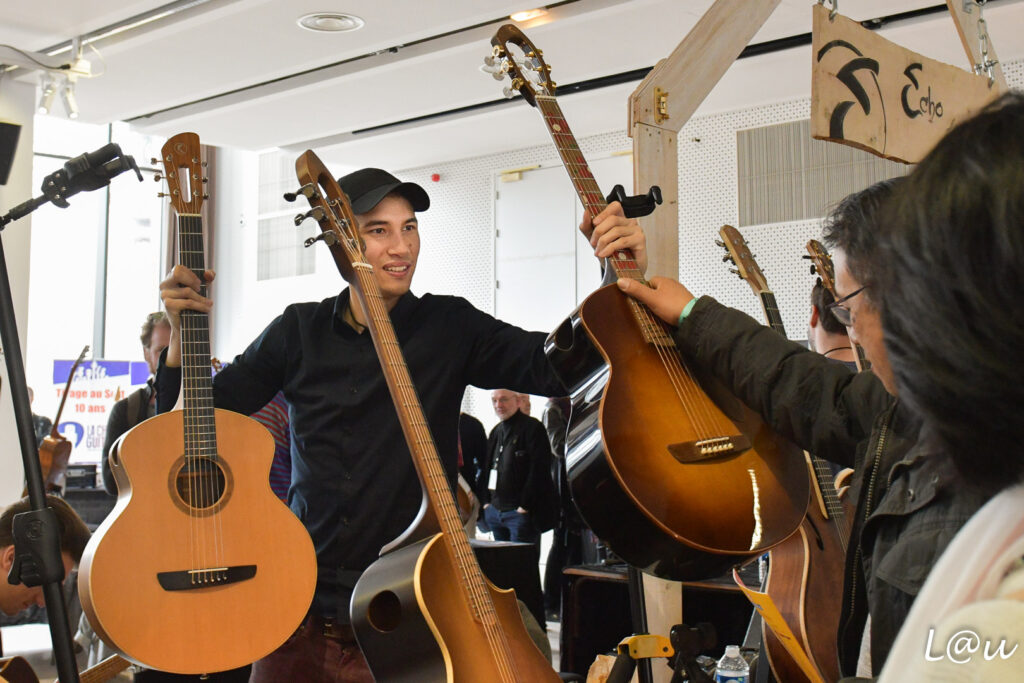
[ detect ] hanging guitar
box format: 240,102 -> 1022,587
487,24 -> 809,580
290,150 -> 559,682
804,239 -> 868,371
720,225 -> 846,683
78,132 -> 317,674
30,344 -> 89,494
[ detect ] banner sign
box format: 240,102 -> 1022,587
51,358 -> 150,464
811,4 -> 999,163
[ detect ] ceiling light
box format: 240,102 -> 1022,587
510,9 -> 547,22
60,79 -> 79,119
297,12 -> 364,33
38,75 -> 57,114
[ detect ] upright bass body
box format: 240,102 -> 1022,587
79,407 -> 317,674
546,284 -> 810,580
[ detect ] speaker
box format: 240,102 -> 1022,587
0,121 -> 22,185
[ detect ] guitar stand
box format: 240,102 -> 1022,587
604,184 -> 662,219
604,621 -> 718,683
0,143 -> 142,683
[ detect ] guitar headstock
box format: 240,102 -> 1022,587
486,24 -> 555,107
718,225 -> 769,295
805,239 -> 837,296
158,132 -> 207,215
291,150 -> 363,284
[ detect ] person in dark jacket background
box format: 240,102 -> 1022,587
610,178 -> 985,677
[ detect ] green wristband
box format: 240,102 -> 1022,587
677,298 -> 698,327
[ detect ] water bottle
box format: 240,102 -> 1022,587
715,645 -> 749,683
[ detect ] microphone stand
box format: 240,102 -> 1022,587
0,143 -> 142,683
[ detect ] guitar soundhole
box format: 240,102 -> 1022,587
366,590 -> 402,633
172,457 -> 229,513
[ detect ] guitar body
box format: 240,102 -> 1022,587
763,505 -> 844,683
351,534 -> 558,683
546,284 -> 809,580
79,408 -> 317,674
0,657 -> 37,683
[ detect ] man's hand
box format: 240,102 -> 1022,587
616,276 -> 696,326
579,201 -> 648,274
159,264 -> 215,367
516,506 -> 528,514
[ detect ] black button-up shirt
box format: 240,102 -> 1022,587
156,289 -> 564,618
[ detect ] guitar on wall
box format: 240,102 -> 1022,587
487,24 -> 809,580
78,132 -> 317,674
720,225 -> 847,683
290,150 -> 559,682
804,239 -> 868,371
29,344 -> 89,495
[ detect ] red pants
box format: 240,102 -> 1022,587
249,613 -> 373,683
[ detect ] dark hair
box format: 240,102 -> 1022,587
822,176 -> 906,288
0,495 -> 91,563
875,91 -> 1024,494
140,311 -> 169,349
811,280 -> 848,336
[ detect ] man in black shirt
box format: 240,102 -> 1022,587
158,167 -> 646,682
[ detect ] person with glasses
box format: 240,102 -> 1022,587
615,176 -> 986,678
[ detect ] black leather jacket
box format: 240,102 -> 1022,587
677,298 -> 985,675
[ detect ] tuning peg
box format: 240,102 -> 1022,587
150,157 -> 159,165
492,70 -> 505,81
722,254 -> 733,263
284,184 -> 319,202
502,86 -> 517,99
714,239 -> 725,248
157,192 -> 168,198
810,265 -> 817,275
304,231 -> 338,248
153,173 -> 162,182
294,207 -> 325,226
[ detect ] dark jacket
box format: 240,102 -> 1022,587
480,410 -> 553,516
101,382 -> 155,495
678,297 -> 985,675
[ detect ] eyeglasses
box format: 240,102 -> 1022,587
826,286 -> 866,327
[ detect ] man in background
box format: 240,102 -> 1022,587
100,312 -> 171,495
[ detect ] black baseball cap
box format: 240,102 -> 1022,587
336,167 -> 430,214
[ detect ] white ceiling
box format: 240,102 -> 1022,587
3,0 -> 1023,171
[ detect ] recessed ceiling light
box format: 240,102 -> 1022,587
297,12 -> 365,33
510,9 -> 547,22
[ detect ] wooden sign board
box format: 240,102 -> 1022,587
811,4 -> 1000,163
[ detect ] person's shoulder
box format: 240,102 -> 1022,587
417,292 -> 477,312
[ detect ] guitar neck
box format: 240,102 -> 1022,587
535,96 -> 644,282
349,268 -> 491,617
759,291 -> 786,338
176,213 -> 217,457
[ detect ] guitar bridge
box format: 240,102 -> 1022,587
157,565 -> 257,591
667,435 -> 751,463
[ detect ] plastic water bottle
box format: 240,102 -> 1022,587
715,645 -> 750,683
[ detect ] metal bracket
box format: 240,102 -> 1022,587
654,87 -> 670,124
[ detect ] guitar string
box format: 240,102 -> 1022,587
538,97 -> 734,441
536,98 -> 726,439
353,266 -> 516,681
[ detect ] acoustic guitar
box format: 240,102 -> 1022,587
0,653 -> 131,683
487,24 -> 809,580
721,226 -> 847,683
30,345 -> 89,495
78,133 -> 317,674
290,150 -> 559,682
805,239 -> 868,371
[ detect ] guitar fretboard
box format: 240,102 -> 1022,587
177,213 -> 217,460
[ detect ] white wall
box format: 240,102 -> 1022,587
0,80 -> 35,504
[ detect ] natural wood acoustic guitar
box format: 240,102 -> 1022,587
77,133 -> 317,674
290,150 -> 560,682
805,239 -> 868,371
720,225 -> 847,682
487,24 -> 809,580
0,653 -> 131,683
